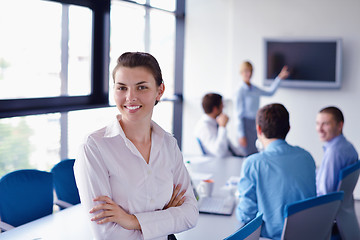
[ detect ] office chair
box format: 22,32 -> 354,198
51,159 -> 80,209
0,169 -> 53,230
224,213 -> 263,240
335,161 -> 360,240
280,191 -> 344,240
196,138 -> 207,155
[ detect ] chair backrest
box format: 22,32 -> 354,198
335,161 -> 360,240
281,191 -> 344,240
196,138 -> 207,155
0,169 -> 53,228
51,159 -> 80,206
224,213 -> 263,240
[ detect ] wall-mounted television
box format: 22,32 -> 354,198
263,38 -> 342,89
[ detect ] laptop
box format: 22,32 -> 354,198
192,181 -> 236,216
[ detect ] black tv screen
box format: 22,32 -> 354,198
264,38 -> 342,89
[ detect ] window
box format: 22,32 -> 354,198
0,0 -> 185,177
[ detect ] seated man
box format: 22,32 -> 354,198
315,106 -> 358,196
195,93 -> 243,157
236,103 -> 316,240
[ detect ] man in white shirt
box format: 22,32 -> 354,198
195,93 -> 243,157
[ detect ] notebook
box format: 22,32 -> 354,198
192,181 -> 236,216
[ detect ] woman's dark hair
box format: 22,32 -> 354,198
256,103 -> 290,140
112,52 -> 163,87
202,93 -> 222,114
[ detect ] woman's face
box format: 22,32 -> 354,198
114,66 -> 164,124
241,68 -> 252,83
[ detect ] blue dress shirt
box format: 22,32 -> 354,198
236,139 -> 316,240
316,134 -> 358,196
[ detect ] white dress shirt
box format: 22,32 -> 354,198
194,114 -> 242,157
74,115 -> 198,240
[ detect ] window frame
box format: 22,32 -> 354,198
0,0 -> 185,147
0,0 -> 110,119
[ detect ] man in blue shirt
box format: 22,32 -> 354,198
236,103 -> 316,240
316,106 -> 358,196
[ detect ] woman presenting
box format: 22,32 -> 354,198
74,52 -> 198,239
234,61 -> 289,156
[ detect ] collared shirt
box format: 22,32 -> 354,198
234,77 -> 281,137
316,134 -> 358,196
74,115 -> 198,240
194,114 -> 243,157
236,139 -> 316,240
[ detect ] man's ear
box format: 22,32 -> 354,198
337,121 -> 344,134
256,124 -> 263,137
212,106 -> 218,114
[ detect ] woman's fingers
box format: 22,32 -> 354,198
164,185 -> 187,209
90,196 -> 115,213
173,189 -> 186,206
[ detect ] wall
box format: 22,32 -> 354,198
183,0 -> 360,197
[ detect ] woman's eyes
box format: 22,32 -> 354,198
116,86 -> 147,90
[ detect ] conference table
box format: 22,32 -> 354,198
0,156 -> 244,240
176,156 -> 244,240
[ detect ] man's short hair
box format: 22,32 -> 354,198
319,106 -> 344,123
256,103 -> 290,139
202,93 -> 222,114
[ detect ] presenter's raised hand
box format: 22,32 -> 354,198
278,66 -> 290,80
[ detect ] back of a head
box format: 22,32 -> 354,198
256,103 -> 290,139
202,93 -> 222,114
319,106 -> 344,124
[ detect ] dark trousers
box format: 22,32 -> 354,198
168,234 -> 177,240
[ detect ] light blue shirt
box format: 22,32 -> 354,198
234,77 -> 281,137
236,139 -> 316,240
316,134 -> 358,196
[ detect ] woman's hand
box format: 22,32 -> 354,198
278,65 -> 290,80
90,196 -> 140,230
163,184 -> 186,210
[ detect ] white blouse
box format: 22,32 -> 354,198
74,115 -> 198,240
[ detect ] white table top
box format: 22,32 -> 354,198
176,156 -> 244,239
0,204 -> 92,240
0,156 -> 244,240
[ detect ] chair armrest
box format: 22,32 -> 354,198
55,199 -> 74,209
0,221 -> 15,231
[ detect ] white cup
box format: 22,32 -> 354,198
197,179 -> 214,197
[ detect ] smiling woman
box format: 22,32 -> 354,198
73,52 -> 198,240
